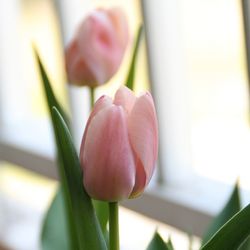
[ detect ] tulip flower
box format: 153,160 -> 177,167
65,8 -> 129,87
80,86 -> 158,201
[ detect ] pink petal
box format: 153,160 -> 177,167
80,95 -> 112,162
77,11 -> 122,85
128,92 -> 158,190
65,41 -> 80,82
113,86 -> 136,114
82,105 -> 136,201
129,156 -> 146,198
107,8 -> 129,49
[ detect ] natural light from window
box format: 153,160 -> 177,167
180,0 -> 250,189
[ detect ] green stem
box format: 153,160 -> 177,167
90,87 -> 95,108
109,202 -> 119,250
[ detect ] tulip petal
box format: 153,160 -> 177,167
113,86 -> 136,114
88,95 -> 113,121
65,8 -> 128,86
128,92 -> 158,192
76,15 -> 108,84
107,8 -> 129,49
129,156 -> 146,198
65,41 -> 79,82
78,11 -> 123,85
82,105 -> 135,201
65,40 -> 96,86
80,95 -> 112,160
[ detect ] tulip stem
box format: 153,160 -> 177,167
109,202 -> 119,250
90,87 -> 95,108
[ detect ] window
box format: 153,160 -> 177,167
0,0 -> 66,171
139,0 -> 250,236
1,0 -> 249,249
181,0 -> 249,188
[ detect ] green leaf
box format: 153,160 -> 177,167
166,237 -> 174,250
239,236 -> 250,250
146,232 -> 173,250
34,49 -> 78,250
34,49 -> 70,127
41,188 -> 69,250
93,200 -> 109,233
126,25 -> 143,91
35,51 -> 108,249
200,203 -> 250,250
188,234 -> 194,250
92,200 -> 109,246
202,182 -> 241,245
52,107 -> 107,250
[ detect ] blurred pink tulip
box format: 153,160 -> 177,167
65,8 -> 129,87
80,86 -> 158,201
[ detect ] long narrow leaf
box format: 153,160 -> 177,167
35,51 -> 108,249
239,236 -> 250,250
41,188 -> 69,250
93,200 -> 109,233
202,182 -> 241,245
34,49 -> 70,127
93,200 -> 109,246
34,50 -> 77,250
166,238 -> 174,250
146,232 -> 173,250
126,25 -> 143,91
52,107 -> 107,250
201,203 -> 250,250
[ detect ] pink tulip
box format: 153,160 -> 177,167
80,86 -> 158,201
65,8 -> 129,87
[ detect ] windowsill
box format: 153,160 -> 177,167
122,177 -> 250,238
0,118 -> 55,158
1,119 -> 250,238
0,118 -> 58,179
0,189 -> 200,250
0,163 -> 201,250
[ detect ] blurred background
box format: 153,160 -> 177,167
0,0 -> 250,249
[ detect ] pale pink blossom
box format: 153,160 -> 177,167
65,8 -> 129,87
80,86 -> 158,201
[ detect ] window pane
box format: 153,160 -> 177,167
180,0 -> 250,187
0,0 -> 68,155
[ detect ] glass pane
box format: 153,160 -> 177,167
0,0 -> 68,155
180,0 -> 250,188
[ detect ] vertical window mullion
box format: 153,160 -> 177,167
141,0 -> 193,185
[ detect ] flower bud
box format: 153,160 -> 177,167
80,86 -> 158,201
65,8 -> 129,87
